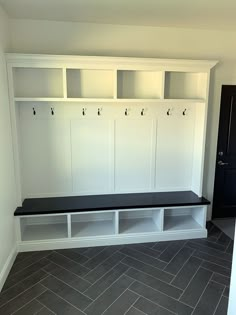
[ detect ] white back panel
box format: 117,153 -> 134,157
156,105 -> 195,191
20,108 -> 71,196
115,119 -> 155,192
71,119 -> 113,193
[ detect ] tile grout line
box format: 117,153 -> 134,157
83,249 -> 122,278
132,306 -> 148,315
163,241 -> 189,273
83,251 -> 125,286
128,287 -> 177,315
0,273 -> 50,310
40,284 -> 87,314
44,258 -> 93,284
48,251 -> 92,275
123,295 -> 141,315
120,247 -> 168,268
83,270 -> 133,312
225,240 -> 233,254
191,239 -> 226,253
10,287 -> 47,315
83,247 -> 120,270
169,249 -> 197,285
1,266 -> 50,297
83,259 -> 127,295
75,247 -> 109,268
130,279 -> 193,310
119,250 -> 175,276
199,264 -> 231,278
9,253 -> 53,278
200,258 -> 232,273
3,259 -> 52,292
178,264 -> 202,301
35,299 -> 57,315
190,272 -> 215,315
11,252 -> 41,270
41,266 -> 92,289
187,241 -> 233,259
192,251 -> 232,270
60,248 -> 91,260
212,289 -> 226,315
128,244 -> 162,258
123,263 -> 183,292
40,273 -> 93,301
100,286 -> 135,315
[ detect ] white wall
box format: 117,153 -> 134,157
9,19 -> 236,219
0,6 -> 17,289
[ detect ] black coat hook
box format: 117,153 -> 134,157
141,109 -> 145,116
33,107 -> 36,116
98,108 -> 101,116
167,109 -> 171,116
125,109 -> 128,116
82,108 -> 86,116
183,109 -> 187,116
51,107 -> 54,115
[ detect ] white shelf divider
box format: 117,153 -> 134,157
63,68 -> 67,99
67,214 -> 71,238
115,211 -> 119,234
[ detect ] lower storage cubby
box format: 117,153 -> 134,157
119,209 -> 163,234
20,215 -> 68,241
71,212 -> 116,237
164,206 -> 205,231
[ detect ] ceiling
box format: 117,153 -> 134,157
0,0 -> 235,30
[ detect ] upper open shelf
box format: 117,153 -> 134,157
164,71 -> 207,100
12,67 -> 208,102
13,68 -> 64,98
117,70 -> 164,99
67,69 -> 114,99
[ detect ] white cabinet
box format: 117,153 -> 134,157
114,117 -> 155,192
20,104 -> 71,197
71,118 -> 113,194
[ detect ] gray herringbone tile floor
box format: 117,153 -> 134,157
0,221 -> 233,315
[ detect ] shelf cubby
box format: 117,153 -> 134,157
13,68 -> 64,98
119,209 -> 163,234
20,215 -> 68,241
71,212 -> 116,237
66,69 -> 114,98
117,70 -> 163,99
164,71 -> 207,100
164,207 -> 205,231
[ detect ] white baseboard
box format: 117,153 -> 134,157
0,246 -> 18,292
18,229 -> 207,252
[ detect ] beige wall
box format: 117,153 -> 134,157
9,19 -> 236,218
0,6 -> 17,286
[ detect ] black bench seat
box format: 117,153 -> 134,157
14,191 -> 210,216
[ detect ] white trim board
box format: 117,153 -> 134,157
0,247 -> 18,292
17,229 -> 207,252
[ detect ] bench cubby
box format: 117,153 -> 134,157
15,192 -> 209,251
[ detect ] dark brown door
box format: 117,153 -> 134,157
213,85 -> 236,218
